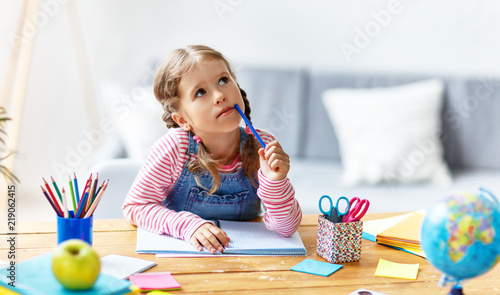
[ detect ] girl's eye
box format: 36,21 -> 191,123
195,88 -> 206,98
218,77 -> 229,86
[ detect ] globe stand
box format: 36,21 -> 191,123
448,284 -> 464,295
438,274 -> 465,295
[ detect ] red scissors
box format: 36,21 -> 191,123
342,197 -> 370,223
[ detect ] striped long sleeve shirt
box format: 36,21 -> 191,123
122,128 -> 302,242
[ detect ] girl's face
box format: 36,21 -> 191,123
174,58 -> 244,136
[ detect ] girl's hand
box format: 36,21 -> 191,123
258,140 -> 290,181
190,223 -> 230,254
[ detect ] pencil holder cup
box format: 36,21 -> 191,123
316,214 -> 363,263
57,211 -> 93,245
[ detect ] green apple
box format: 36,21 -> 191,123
51,239 -> 101,290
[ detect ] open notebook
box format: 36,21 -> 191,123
136,220 -> 307,256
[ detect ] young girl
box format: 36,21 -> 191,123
122,45 -> 302,254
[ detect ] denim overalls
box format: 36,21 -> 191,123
162,127 -> 261,221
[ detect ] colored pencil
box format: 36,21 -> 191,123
68,176 -> 77,214
84,179 -> 109,218
73,172 -> 80,203
51,176 -> 63,203
93,185 -> 103,204
87,179 -> 106,215
61,188 -> 68,218
234,104 -> 266,148
90,180 -> 104,209
41,173 -> 108,219
87,173 -> 98,211
75,187 -> 90,219
79,177 -> 91,215
43,178 -> 63,214
41,186 -> 62,217
81,174 -> 92,200
43,177 -> 57,202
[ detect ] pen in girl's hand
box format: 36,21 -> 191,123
234,104 -> 266,149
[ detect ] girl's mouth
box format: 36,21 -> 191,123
217,107 -> 234,118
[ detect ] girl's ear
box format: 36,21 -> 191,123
172,112 -> 191,131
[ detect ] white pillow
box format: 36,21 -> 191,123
322,79 -> 452,187
102,82 -> 166,159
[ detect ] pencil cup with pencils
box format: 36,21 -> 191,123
57,211 -> 93,245
40,173 -> 109,246
316,214 -> 363,263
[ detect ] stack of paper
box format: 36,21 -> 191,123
376,212 -> 424,250
362,211 -> 426,257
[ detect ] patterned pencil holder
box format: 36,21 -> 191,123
316,214 -> 363,263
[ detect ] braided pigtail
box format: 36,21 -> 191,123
240,88 -> 261,188
188,142 -> 221,195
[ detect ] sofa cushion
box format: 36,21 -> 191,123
100,80 -> 166,160
321,79 -> 452,186
303,72 -> 500,169
303,72 -> 429,161
443,77 -> 500,168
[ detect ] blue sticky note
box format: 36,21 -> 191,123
290,258 -> 343,277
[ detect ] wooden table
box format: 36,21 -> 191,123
1,213 -> 499,294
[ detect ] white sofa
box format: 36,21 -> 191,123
90,67 -> 500,219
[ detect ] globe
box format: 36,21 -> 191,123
421,188 -> 500,283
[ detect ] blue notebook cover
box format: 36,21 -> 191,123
137,220 -> 307,256
0,253 -> 132,295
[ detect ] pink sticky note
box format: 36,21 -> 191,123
129,272 -> 181,290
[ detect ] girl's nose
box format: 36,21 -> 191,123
214,91 -> 226,104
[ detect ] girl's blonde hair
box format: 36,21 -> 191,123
153,45 -> 260,194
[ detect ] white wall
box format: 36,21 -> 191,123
77,0 -> 500,76
1,0 -> 500,221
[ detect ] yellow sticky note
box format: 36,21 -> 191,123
374,258 -> 419,280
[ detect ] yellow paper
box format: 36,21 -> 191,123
377,212 -> 426,243
376,239 -> 421,249
363,212 -> 415,237
0,286 -> 21,295
395,247 -> 426,258
374,258 -> 419,280
376,241 -> 426,258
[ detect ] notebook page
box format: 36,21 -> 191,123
136,221 -> 306,256
220,220 -> 306,255
136,228 -> 209,254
